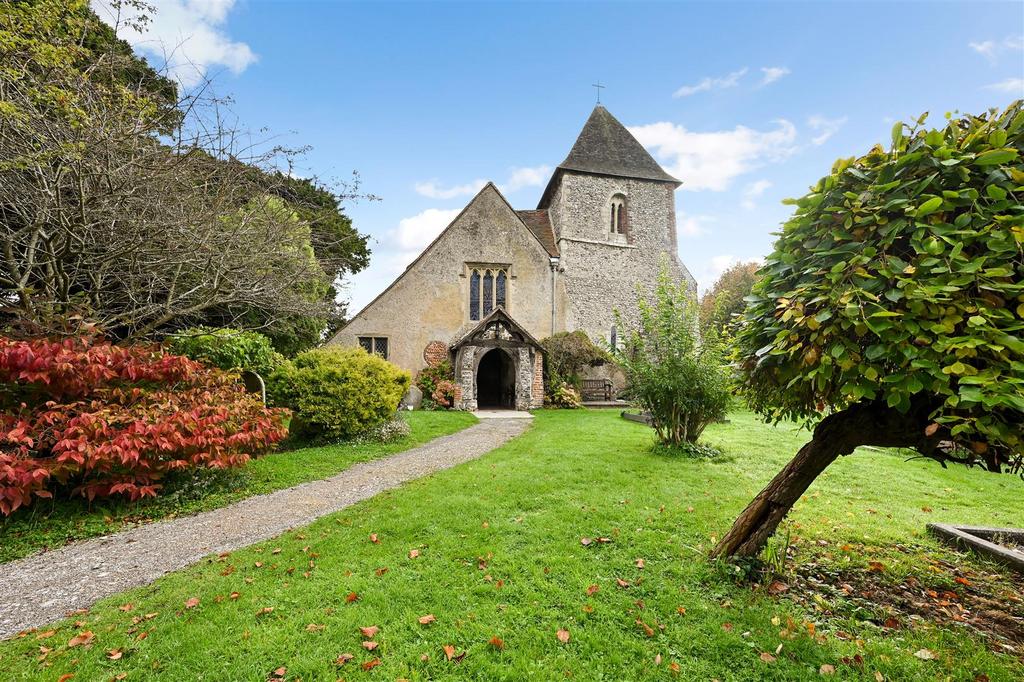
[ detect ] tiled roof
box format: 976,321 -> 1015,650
557,105 -> 679,184
516,209 -> 559,257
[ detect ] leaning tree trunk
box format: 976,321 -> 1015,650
711,399 -> 937,558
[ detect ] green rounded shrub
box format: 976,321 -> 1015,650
167,327 -> 284,377
267,347 -> 410,442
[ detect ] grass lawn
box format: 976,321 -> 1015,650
0,411 -> 478,564
2,410 -> 1021,681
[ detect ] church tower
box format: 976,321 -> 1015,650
538,105 -> 695,344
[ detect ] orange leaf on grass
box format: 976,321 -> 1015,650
443,644 -> 456,660
184,597 -> 200,609
335,653 -> 354,665
67,631 -> 95,647
106,649 -> 123,660
867,561 -> 885,573
418,614 -> 436,625
408,549 -> 420,559
362,658 -> 381,671
305,623 -> 325,632
230,592 -> 241,600
57,675 -> 74,682
118,604 -> 133,612
369,533 -> 379,544
362,641 -> 379,651
615,578 -> 631,588
635,558 -> 645,569
669,662 -> 681,674
636,619 -> 655,637
760,652 -> 776,663
586,584 -> 599,596
359,625 -> 379,638
256,607 -> 274,616
488,635 -> 504,649
345,592 -> 359,603
556,629 -> 570,643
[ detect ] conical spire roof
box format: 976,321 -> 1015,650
556,105 -> 679,184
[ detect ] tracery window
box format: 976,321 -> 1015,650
468,266 -> 509,320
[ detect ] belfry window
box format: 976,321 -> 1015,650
468,266 -> 510,320
609,194 -> 627,235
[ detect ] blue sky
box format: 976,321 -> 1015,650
98,0 -> 1024,312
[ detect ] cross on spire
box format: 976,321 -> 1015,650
591,81 -> 605,104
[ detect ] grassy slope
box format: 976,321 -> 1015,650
0,411 -> 478,563
1,410 -> 1020,681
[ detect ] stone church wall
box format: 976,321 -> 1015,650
331,185 -> 560,375
550,172 -> 696,345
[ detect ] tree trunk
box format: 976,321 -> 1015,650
711,400 -> 935,558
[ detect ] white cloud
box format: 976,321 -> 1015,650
628,119 -> 797,191
393,208 -> 461,252
676,211 -> 714,238
741,179 -> 773,209
92,0 -> 256,87
673,67 -> 748,98
759,66 -> 790,86
415,165 -> 551,199
500,165 -> 552,193
984,78 -> 1024,94
970,35 -> 1023,63
413,179 -> 486,199
807,115 -> 848,145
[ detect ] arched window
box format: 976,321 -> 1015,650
495,270 -> 507,309
468,266 -> 509,320
469,270 -> 481,320
609,194 -> 627,235
482,270 -> 494,316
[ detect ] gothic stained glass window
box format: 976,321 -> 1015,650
469,270 -> 481,320
495,270 -> 507,309
482,270 -> 494,316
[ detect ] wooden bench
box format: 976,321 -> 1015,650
580,378 -> 613,402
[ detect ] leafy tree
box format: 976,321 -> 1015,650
616,268 -> 731,446
0,1 -> 368,346
541,331 -> 611,388
167,327 -> 285,377
713,103 -> 1024,558
700,262 -> 761,336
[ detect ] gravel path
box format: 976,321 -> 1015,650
0,417 -> 530,639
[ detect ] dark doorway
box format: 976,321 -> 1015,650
476,348 -> 515,409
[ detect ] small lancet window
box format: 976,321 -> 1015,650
495,270 -> 507,309
482,270 -> 494,316
609,194 -> 627,235
469,270 -> 481,320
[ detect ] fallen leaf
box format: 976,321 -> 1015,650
760,652 -> 776,663
767,580 -> 789,595
615,578 -> 631,588
819,664 -> 835,675
271,548 -> 282,555
883,617 -> 898,629
305,623 -> 325,632
230,592 -> 241,600
118,604 -> 133,612
106,649 -> 123,660
580,537 -> 592,546
556,628 -> 570,643
135,631 -> 149,641
57,675 -> 74,682
270,666 -> 286,679
654,653 -> 662,665
408,549 -> 420,559
256,607 -> 274,616
676,606 -> 686,615
362,640 -> 379,651
867,561 -> 886,573
335,653 -> 354,665
636,619 -> 655,637
586,584 -> 599,596
420,654 -> 429,662
669,662 -> 681,674
921,506 -> 933,513
721,622 -> 733,632
488,635 -> 504,649
925,422 -> 940,436
874,672 -> 884,682
418,614 -> 436,625
955,576 -> 971,586
35,630 -> 56,639
913,648 -> 937,660
67,631 -> 95,648
184,597 -> 200,609
635,558 -> 645,569
362,658 -> 381,671
360,626 -> 379,638
345,592 -> 359,603
443,644 -> 456,660
375,567 -> 389,576
369,533 -> 379,544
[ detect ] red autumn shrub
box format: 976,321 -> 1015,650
0,336 -> 289,515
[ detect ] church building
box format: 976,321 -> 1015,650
330,105 -> 696,410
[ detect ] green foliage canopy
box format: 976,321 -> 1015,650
167,327 -> 284,377
735,102 -> 1024,472
699,261 -> 761,336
